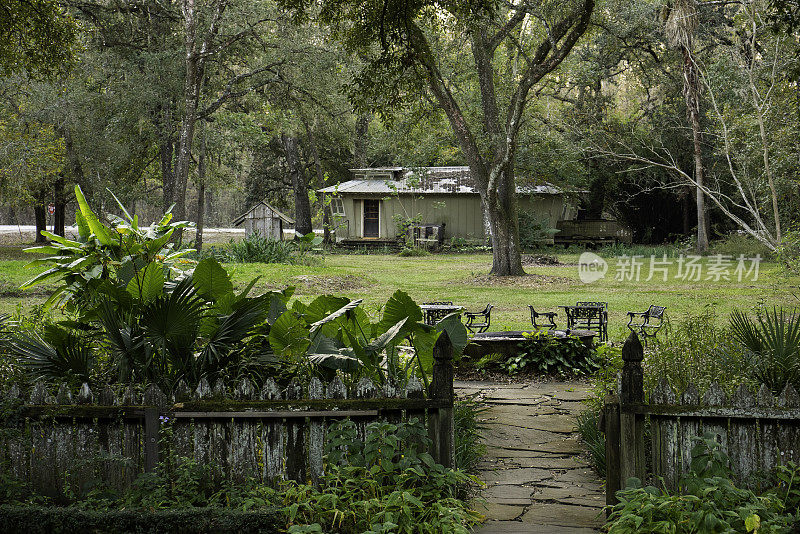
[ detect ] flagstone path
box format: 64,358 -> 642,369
456,380 -> 606,533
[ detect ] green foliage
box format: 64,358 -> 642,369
711,234 -> 773,259
9,190 -> 293,389
518,210 -> 559,250
22,185 -> 194,316
269,289 -> 468,388
0,505 -> 283,534
0,420 -> 480,533
575,409 -> 605,477
0,0 -> 78,77
397,246 -> 430,257
282,419 -> 482,533
729,307 -> 800,394
496,332 -> 599,376
454,395 -> 487,474
606,434 -> 795,533
225,232 -> 305,264
645,308 -> 751,397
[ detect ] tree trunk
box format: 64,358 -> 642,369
355,114 -> 369,167
54,175 -> 66,237
484,166 -> 525,276
195,122 -> 207,251
34,192 -> 47,243
682,45 -> 708,253
282,133 -> 312,236
304,122 -> 331,243
158,104 -> 176,213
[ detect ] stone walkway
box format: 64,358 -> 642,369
455,380 -> 605,533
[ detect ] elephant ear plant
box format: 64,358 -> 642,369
268,289 -> 469,388
11,185 -> 467,390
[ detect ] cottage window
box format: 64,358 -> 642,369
331,197 -> 345,216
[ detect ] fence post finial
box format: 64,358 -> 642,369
621,331 -> 644,404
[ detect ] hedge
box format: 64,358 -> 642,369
0,505 -> 283,533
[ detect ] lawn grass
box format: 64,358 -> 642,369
2,244 -> 796,343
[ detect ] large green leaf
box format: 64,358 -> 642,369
304,295 -> 352,324
307,350 -> 362,372
269,311 -> 310,358
75,211 -> 90,241
310,299 -> 364,334
126,262 -> 165,303
75,185 -> 114,246
378,290 -> 423,334
435,312 -> 469,355
192,258 -> 233,301
365,317 -> 407,355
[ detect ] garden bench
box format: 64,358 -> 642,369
626,305 -> 666,346
528,306 -> 558,330
560,301 -> 608,342
464,304 -> 493,334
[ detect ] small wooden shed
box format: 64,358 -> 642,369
232,201 -> 294,240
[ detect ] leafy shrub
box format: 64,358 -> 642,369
222,231 -> 323,265
283,419 -> 481,533
0,419 -> 481,533
228,232 -> 296,263
575,409 -> 605,477
730,307 -> 800,394
0,505 -> 283,534
711,233 -> 773,259
606,434 -> 795,533
21,185 -> 194,314
454,395 -> 487,474
500,331 -> 599,376
398,246 -> 430,257
645,308 -> 751,397
518,210 -> 558,250
776,229 -> 800,273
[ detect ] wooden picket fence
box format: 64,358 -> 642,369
0,335 -> 456,500
603,333 -> 800,506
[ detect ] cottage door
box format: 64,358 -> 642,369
363,199 -> 379,238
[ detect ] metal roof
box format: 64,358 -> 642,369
318,166 -> 561,195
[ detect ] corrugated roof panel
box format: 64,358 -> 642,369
318,166 -> 562,195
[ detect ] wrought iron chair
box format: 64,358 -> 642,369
566,301 -> 608,342
464,304 -> 493,334
528,305 -> 558,330
627,305 -> 666,346
421,302 -> 455,325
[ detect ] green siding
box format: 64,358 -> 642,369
335,193 -> 564,241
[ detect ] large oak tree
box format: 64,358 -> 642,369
298,0 -> 594,274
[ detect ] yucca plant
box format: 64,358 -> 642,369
730,307 -> 800,393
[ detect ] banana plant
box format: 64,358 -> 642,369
22,185 -> 194,317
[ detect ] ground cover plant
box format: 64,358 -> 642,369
474,330 -> 601,377
605,434 -> 800,533
0,419 -> 482,534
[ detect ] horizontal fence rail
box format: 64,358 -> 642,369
0,332 -> 456,500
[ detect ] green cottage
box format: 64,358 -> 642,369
318,166 -> 572,245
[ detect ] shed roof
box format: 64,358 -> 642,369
318,166 -> 561,195
232,200 -> 295,227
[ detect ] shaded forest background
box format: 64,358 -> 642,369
1,0 -> 799,248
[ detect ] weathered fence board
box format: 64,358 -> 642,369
604,332 -> 800,504
1,346 -> 454,500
